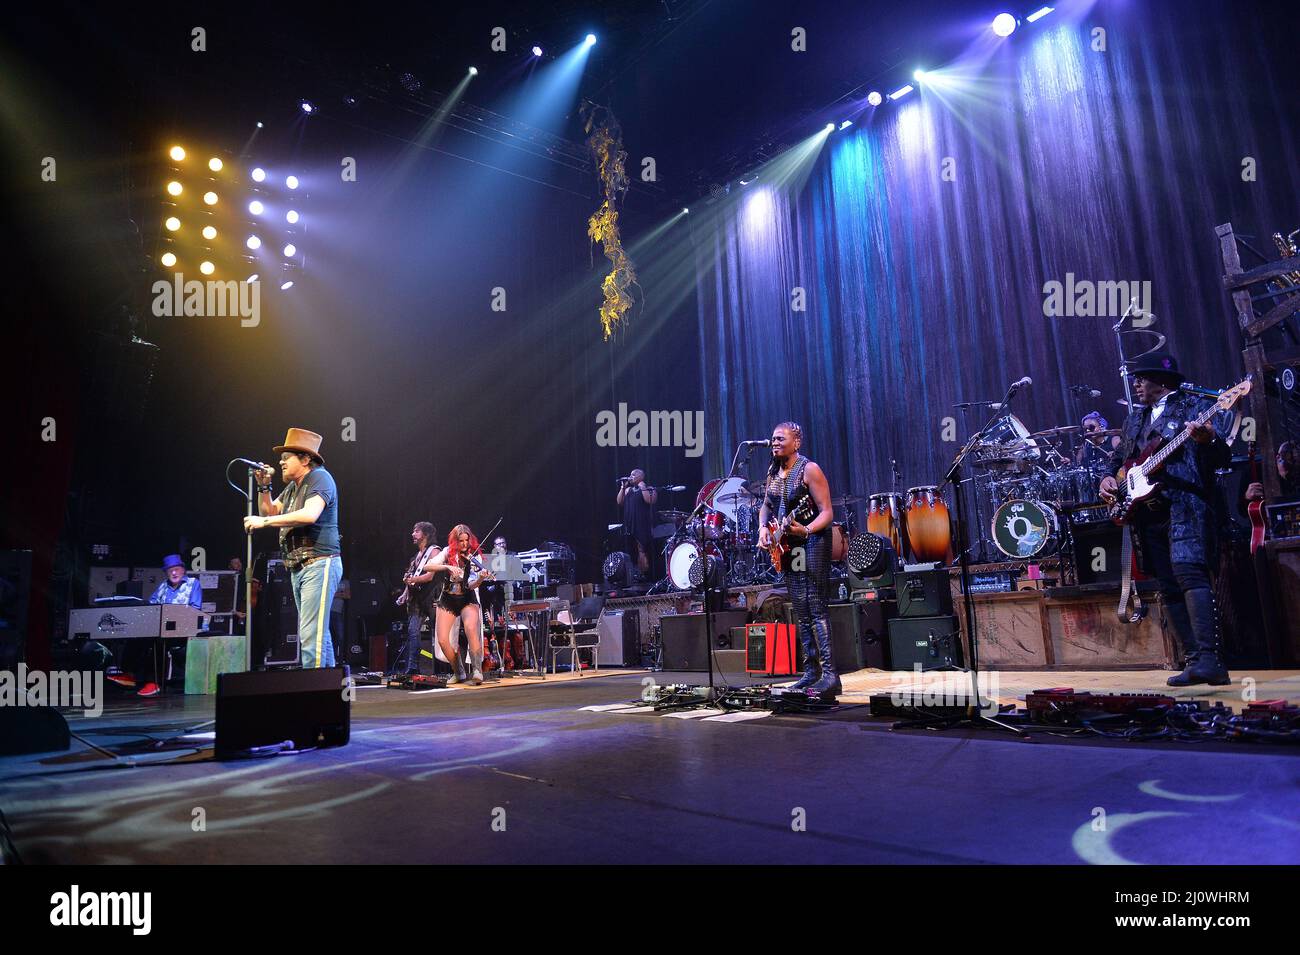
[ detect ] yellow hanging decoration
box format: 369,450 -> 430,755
583,104 -> 638,339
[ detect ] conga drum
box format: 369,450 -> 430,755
904,485 -> 952,564
866,493 -> 903,553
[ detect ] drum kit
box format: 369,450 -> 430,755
971,413 -> 1119,561
656,476 -> 770,590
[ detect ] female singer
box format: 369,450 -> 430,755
756,421 -> 839,697
424,524 -> 493,685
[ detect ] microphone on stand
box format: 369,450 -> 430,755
235,457 -> 273,471
742,439 -> 772,446
1070,384 -> 1102,398
1007,376 -> 1032,395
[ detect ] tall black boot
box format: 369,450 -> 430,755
1167,587 -> 1229,687
805,617 -> 841,699
784,621 -> 820,692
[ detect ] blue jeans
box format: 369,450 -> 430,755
292,556 -> 342,668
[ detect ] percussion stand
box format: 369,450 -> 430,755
954,402 -> 995,563
917,389 -> 1033,738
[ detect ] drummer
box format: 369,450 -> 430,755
1075,411 -> 1120,469
617,468 -> 658,578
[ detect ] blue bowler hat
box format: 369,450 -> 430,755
162,554 -> 184,570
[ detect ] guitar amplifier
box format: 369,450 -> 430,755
596,609 -> 641,666
660,610 -> 749,671
1265,498 -> 1300,541
743,623 -> 799,676
896,569 -> 953,618
828,600 -> 893,672
887,615 -> 964,671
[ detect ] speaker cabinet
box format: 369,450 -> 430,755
887,615 -> 964,671
597,609 -> 641,666
215,666 -> 351,759
828,601 -> 897,673
1071,522 -> 1124,585
0,706 -> 70,755
896,569 -> 953,618
659,610 -> 749,671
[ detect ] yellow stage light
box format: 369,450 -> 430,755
203,191 -> 218,205
208,157 -> 223,172
199,261 -> 215,275
169,146 -> 186,161
160,252 -> 177,268
165,217 -> 181,231
202,225 -> 217,240
167,181 -> 183,196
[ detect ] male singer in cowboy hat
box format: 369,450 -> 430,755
244,429 -> 342,668
1099,351 -> 1232,686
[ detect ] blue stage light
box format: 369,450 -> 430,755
913,68 -> 926,81
867,90 -> 883,107
839,120 -> 853,130
300,100 -> 314,114
468,66 -> 478,76
584,34 -> 597,46
532,46 -> 543,57
1026,6 -> 1054,22
992,13 -> 1017,36
888,84 -> 915,101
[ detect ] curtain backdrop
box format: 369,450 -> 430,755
696,1 -> 1300,500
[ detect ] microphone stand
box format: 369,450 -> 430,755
224,460 -> 259,672
903,384 -> 1030,737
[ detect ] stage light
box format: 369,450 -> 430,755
300,100 -> 315,114
256,121 -> 264,129
166,181 -> 182,196
532,45 -> 543,57
199,260 -> 215,276
280,281 -> 294,290
165,216 -> 180,232
208,157 -> 224,172
824,122 -> 835,132
248,200 -> 264,215
739,177 -> 754,186
992,13 -> 1017,36
285,209 -> 299,224
246,235 -> 261,250
248,274 -> 259,283
251,167 -> 266,182
585,34 -> 597,46
839,120 -> 853,130
468,66 -> 478,76
169,146 -> 186,162
888,84 -> 915,100
913,68 -> 927,81
283,243 -> 297,257
682,207 -> 689,214
285,175 -> 299,189
203,191 -> 218,206
160,252 -> 177,268
202,225 -> 217,240
1026,5 -> 1053,22
867,90 -> 883,107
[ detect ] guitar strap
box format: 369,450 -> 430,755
1116,523 -> 1145,623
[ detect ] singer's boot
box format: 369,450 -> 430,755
470,648 -> 484,686
447,652 -> 464,685
805,617 -> 841,699
784,623 -> 820,692
1167,587 -> 1230,687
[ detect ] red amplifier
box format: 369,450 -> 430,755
744,623 -> 799,676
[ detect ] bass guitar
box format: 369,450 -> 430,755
1108,378 -> 1252,525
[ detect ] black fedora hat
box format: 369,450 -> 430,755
1129,350 -> 1185,384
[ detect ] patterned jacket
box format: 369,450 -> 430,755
1108,391 -> 1230,566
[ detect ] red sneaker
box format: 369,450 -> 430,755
136,682 -> 161,698
107,673 -> 137,689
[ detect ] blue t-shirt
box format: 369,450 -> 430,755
276,466 -> 341,559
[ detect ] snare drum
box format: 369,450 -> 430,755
688,509 -> 726,541
991,498 -> 1060,559
866,492 -> 903,553
904,485 -> 952,564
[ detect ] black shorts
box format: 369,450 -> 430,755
438,590 -> 478,615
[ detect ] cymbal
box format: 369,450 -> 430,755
744,479 -> 768,495
1030,425 -> 1080,437
658,510 -> 690,522
831,494 -> 865,506
715,491 -> 757,504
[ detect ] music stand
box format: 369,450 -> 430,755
491,555 -> 546,677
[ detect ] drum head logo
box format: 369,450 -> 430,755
1283,367 -> 1296,393
995,502 -> 1048,558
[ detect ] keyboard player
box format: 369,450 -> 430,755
109,553 -> 202,697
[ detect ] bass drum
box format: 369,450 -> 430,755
991,498 -> 1060,559
905,485 -> 951,564
866,492 -> 904,553
668,540 -> 723,590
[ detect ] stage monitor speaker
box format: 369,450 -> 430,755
743,622 -> 799,675
597,609 -> 640,666
887,615 -> 964,671
1072,522 -> 1124,585
828,602 -> 898,673
659,610 -> 749,671
856,597 -> 894,670
0,706 -> 70,755
215,666 -> 351,759
897,569 -> 953,618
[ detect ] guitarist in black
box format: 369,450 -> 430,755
1098,352 -> 1232,686
395,522 -> 439,676
757,422 -> 839,697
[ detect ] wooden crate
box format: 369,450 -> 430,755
1044,594 -> 1174,668
954,591 -> 1051,668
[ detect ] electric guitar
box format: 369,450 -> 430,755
765,486 -> 818,570
1247,442 -> 1266,554
1108,378 -> 1252,525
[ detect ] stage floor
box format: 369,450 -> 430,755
2,668 -> 1296,865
